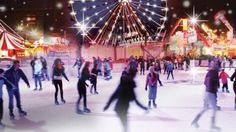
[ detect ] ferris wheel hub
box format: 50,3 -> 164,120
119,0 -> 132,3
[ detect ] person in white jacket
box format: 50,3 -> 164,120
33,58 -> 43,91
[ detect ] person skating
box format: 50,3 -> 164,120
40,56 -> 50,81
191,63 -> 220,131
33,57 -> 43,91
104,67 -> 148,132
73,57 -> 83,78
4,60 -> 30,120
52,58 -> 69,105
76,62 -> 91,113
167,61 -> 174,80
219,69 -> 230,93
104,58 -> 112,80
230,69 -> 236,110
139,56 -> 145,75
0,69 -> 6,128
90,64 -> 99,94
145,66 -> 158,108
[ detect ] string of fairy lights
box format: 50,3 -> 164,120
68,0 -> 168,45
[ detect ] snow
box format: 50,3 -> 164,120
1,66 -> 236,132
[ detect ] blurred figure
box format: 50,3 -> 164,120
145,66 -> 158,108
76,62 -> 91,113
230,69 -> 236,110
104,58 -> 112,80
97,57 -> 103,76
52,58 -> 69,105
167,61 -> 174,80
73,57 -> 83,78
0,69 -> 5,128
30,57 -> 36,78
139,56 -> 145,75
33,57 -> 43,91
4,60 -> 30,120
219,69 -> 229,93
90,64 -> 99,94
104,68 -> 147,132
191,64 -> 220,131
228,57 -> 233,70
40,56 -> 50,81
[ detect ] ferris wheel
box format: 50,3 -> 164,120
68,0 -> 168,45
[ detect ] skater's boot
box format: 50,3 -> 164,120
0,122 -> 5,129
153,100 -> 157,108
191,114 -> 201,128
9,110 -> 15,120
61,99 -> 66,104
55,100 -> 59,105
226,89 -> 230,93
210,117 -> 220,130
18,108 -> 27,117
148,101 -> 151,109
84,108 -> 91,113
39,87 -> 42,91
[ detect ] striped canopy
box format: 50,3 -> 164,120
0,26 -> 25,50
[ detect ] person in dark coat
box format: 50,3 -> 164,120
191,63 -> 220,130
139,56 -> 145,75
90,64 -> 99,94
4,60 -> 30,119
104,68 -> 148,132
52,58 -> 69,105
0,69 -> 5,128
76,62 -> 91,113
230,69 -> 236,110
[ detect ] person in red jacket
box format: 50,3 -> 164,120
219,69 -> 230,93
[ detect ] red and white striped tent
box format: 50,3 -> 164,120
0,20 -> 25,58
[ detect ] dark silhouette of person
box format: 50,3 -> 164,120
4,60 -> 30,119
76,62 -> 91,113
230,69 -> 236,110
104,68 -> 147,132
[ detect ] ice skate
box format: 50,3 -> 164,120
33,88 -> 37,91
84,108 -> 91,113
61,99 -> 66,104
19,110 -> 27,117
191,121 -> 199,129
76,108 -> 84,114
9,112 -> 15,120
0,122 -> 5,129
55,100 -> 59,105
39,88 -> 42,91
226,89 -> 230,93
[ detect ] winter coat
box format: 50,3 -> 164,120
204,69 -> 219,94
219,71 -> 229,84
4,66 -> 30,89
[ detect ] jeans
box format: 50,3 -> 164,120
42,69 -> 50,81
7,87 -> 22,111
34,74 -> 42,89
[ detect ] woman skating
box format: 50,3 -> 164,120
52,58 -> 69,105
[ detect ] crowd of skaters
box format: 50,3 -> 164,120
0,54 -> 235,132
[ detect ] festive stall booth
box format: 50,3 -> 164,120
0,24 -> 26,59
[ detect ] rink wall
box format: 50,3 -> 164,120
81,41 -> 164,61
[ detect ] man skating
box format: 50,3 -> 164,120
4,60 -> 30,119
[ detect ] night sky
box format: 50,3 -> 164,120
0,0 -> 235,38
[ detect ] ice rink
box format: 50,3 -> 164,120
1,66 -> 236,132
